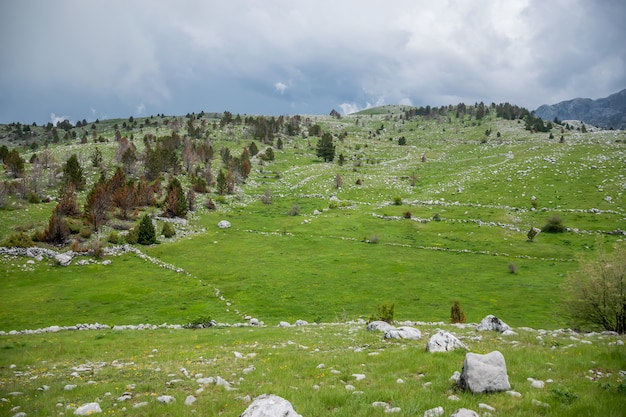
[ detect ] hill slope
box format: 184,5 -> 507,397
535,89 -> 626,129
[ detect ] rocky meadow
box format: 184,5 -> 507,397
0,104 -> 625,416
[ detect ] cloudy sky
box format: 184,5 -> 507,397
1,0 -> 625,125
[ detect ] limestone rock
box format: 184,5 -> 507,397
55,253 -> 73,266
423,406 -> 444,417
156,395 -> 176,404
476,315 -> 512,333
367,321 -> 394,333
450,409 -> 479,417
218,220 -> 231,229
384,326 -> 421,340
240,394 -> 302,417
74,403 -> 102,415
458,351 -> 511,393
426,330 -> 468,352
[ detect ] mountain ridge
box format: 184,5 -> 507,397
535,89 -> 626,129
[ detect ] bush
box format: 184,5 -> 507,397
161,222 -> 176,238
564,241 -> 626,333
125,227 -> 138,245
508,263 -> 518,274
137,215 -> 157,245
261,189 -> 273,205
183,315 -> 215,329
403,211 -> 412,219
369,303 -> 395,324
450,301 -> 466,323
2,232 -> 34,248
107,231 -> 121,244
392,196 -> 402,206
204,198 -> 216,210
288,203 -> 300,216
542,215 -> 566,233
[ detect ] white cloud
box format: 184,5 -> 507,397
50,113 -> 72,126
274,82 -> 289,94
1,0 -> 625,123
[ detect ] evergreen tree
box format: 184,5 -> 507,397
316,132 -> 335,162
137,214 -> 157,245
164,177 -> 188,218
5,149 -> 25,178
216,169 -> 227,195
62,154 -> 85,189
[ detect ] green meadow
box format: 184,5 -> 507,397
0,106 -> 624,415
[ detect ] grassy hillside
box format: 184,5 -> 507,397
0,106 -> 625,331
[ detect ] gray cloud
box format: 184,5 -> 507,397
1,0 -> 624,123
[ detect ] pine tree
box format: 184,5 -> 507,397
164,177 -> 188,218
316,132 -> 335,162
62,154 -> 85,189
137,214 -> 157,245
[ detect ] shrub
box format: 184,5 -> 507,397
261,189 -> 273,205
392,196 -> 402,205
288,203 -> 300,216
542,215 -> 566,233
508,263 -> 518,274
125,227 -> 138,245
403,211 -> 412,219
2,232 -> 34,248
107,231 -> 120,244
89,239 -> 104,259
161,222 -> 176,238
369,303 -> 395,324
137,215 -> 157,245
450,301 -> 466,323
183,315 -> 215,329
564,241 -> 626,333
432,213 -> 441,221
80,228 -> 92,239
204,198 -> 216,210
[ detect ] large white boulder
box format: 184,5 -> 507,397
476,315 -> 511,333
384,326 -> 421,340
218,220 -> 231,229
74,403 -> 102,415
55,253 -> 73,266
458,351 -> 511,393
426,330 -> 468,352
367,321 -> 394,333
240,394 -> 302,417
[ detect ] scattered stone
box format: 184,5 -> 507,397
13,412 -> 27,417
397,378 -> 405,384
55,253 -> 73,266
384,326 -> 421,340
185,395 -> 197,406
240,394 -> 302,417
458,351 -> 511,393
197,377 -> 215,385
506,390 -> 522,398
133,402 -> 148,408
64,384 -> 77,391
449,371 -> 461,381
116,393 -> 132,401
426,330 -> 468,352
278,321 -> 291,327
450,409 -> 479,417
478,403 -> 495,411
74,403 -> 102,415
366,321 -> 394,333
476,315 -> 512,333
249,318 -> 259,326
532,399 -> 550,408
157,395 -> 176,404
345,384 -> 355,391
385,407 -> 402,413
218,220 -> 231,229
352,374 -> 366,381
448,395 -> 460,401
294,320 -> 308,326
528,378 -> 545,389
424,406 -> 444,417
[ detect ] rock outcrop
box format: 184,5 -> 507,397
426,330 -> 468,352
240,394 -> 302,417
458,351 -> 511,393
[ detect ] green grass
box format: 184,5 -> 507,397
0,324 -> 624,417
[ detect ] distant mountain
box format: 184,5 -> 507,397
535,89 -> 626,130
